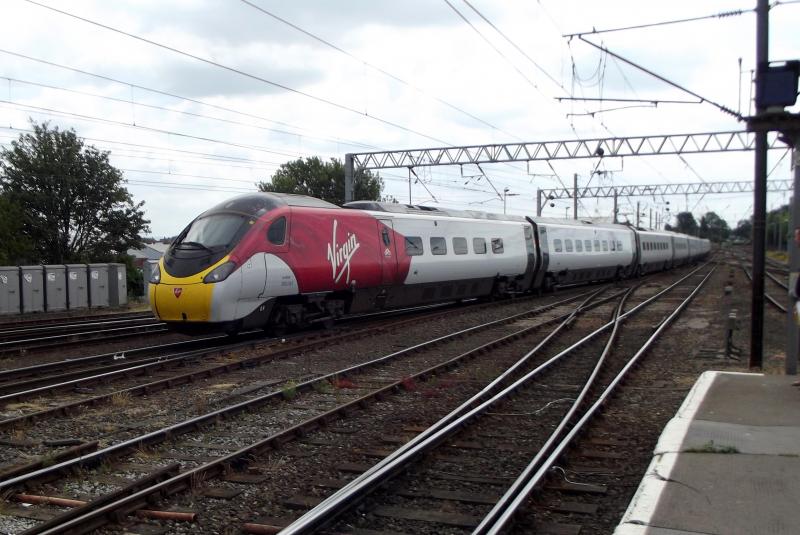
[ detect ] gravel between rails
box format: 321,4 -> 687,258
0,265 -> 707,533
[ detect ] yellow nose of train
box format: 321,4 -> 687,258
149,257 -> 228,322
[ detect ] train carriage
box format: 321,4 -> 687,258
637,230 -> 673,274
532,218 -> 636,286
149,193 -> 711,334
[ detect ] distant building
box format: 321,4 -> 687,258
127,242 -> 170,268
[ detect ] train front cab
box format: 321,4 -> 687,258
149,194 -> 291,334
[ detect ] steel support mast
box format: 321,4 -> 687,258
750,0 -> 769,369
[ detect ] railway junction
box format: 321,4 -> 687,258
0,247 -> 794,534
1,1 -> 799,534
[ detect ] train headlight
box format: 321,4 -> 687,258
149,264 -> 161,284
203,261 -> 237,284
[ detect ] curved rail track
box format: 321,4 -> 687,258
0,263 -> 714,534
742,266 -> 788,313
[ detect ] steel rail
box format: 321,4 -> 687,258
0,335 -> 225,384
476,265 -> 716,534
278,264 -> 710,534
0,317 -> 158,338
0,323 -> 168,351
0,289 -> 598,492
766,269 -> 789,291
0,311 -> 153,331
0,292 -> 588,429
742,266 -> 787,312
14,289 -> 619,535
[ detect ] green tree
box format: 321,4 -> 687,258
0,121 -> 150,263
733,219 -> 752,241
672,212 -> 699,236
0,193 -> 33,264
698,211 -> 730,243
766,205 -> 789,250
257,156 -> 383,206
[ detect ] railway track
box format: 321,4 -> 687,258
742,266 -> 788,312
271,264 -> 714,535
0,285 -> 618,533
0,290 -> 593,434
0,264 -> 712,534
0,311 -> 153,330
0,314 -> 167,356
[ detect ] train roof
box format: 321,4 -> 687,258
531,217 -> 634,232
203,193 -> 339,217
343,201 -> 528,222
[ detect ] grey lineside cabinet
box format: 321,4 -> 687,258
20,265 -> 44,313
88,263 -> 109,308
65,264 -> 89,310
0,266 -> 21,314
44,265 -> 67,312
108,263 -> 128,307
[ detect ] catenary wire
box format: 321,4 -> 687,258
240,0 -> 522,141
23,0 -> 454,146
0,49 -> 377,150
1,76 -> 377,150
461,0 -> 567,92
0,100 -> 308,158
442,0 -> 542,93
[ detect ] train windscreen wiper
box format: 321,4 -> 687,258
174,241 -> 214,253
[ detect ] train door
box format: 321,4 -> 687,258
240,254 -> 267,299
377,219 -> 399,285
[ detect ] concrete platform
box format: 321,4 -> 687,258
615,371 -> 800,535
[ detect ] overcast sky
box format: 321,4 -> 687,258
1,0 -> 798,238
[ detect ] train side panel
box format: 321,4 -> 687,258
535,220 -> 635,285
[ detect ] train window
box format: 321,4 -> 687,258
267,217 -> 286,245
594,239 -> 600,250
565,239 -> 573,252
381,227 -> 391,246
430,237 -> 447,255
602,240 -> 608,251
617,240 -> 623,251
453,237 -> 468,255
610,240 -> 616,251
575,240 -> 583,252
473,238 -> 487,254
491,238 -> 504,254
553,239 -> 563,252
405,236 -> 424,256
585,240 -> 592,252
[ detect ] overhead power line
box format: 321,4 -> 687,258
240,0 -> 521,140
442,0 -> 542,92
460,0 -> 567,92
0,49 -> 376,150
563,9 -> 749,37
575,36 -> 741,119
1,76 -> 377,150
121,168 -> 261,184
0,127 -> 284,166
24,0 -> 453,146
0,100 -> 307,158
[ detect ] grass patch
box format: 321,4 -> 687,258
110,391 -> 132,407
281,380 -> 298,400
684,440 -> 739,454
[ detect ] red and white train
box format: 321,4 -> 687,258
149,193 -> 710,333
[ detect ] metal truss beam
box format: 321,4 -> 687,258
350,130 -> 785,171
539,179 -> 792,201
535,179 -> 791,217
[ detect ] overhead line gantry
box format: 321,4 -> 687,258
344,130 -> 787,203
